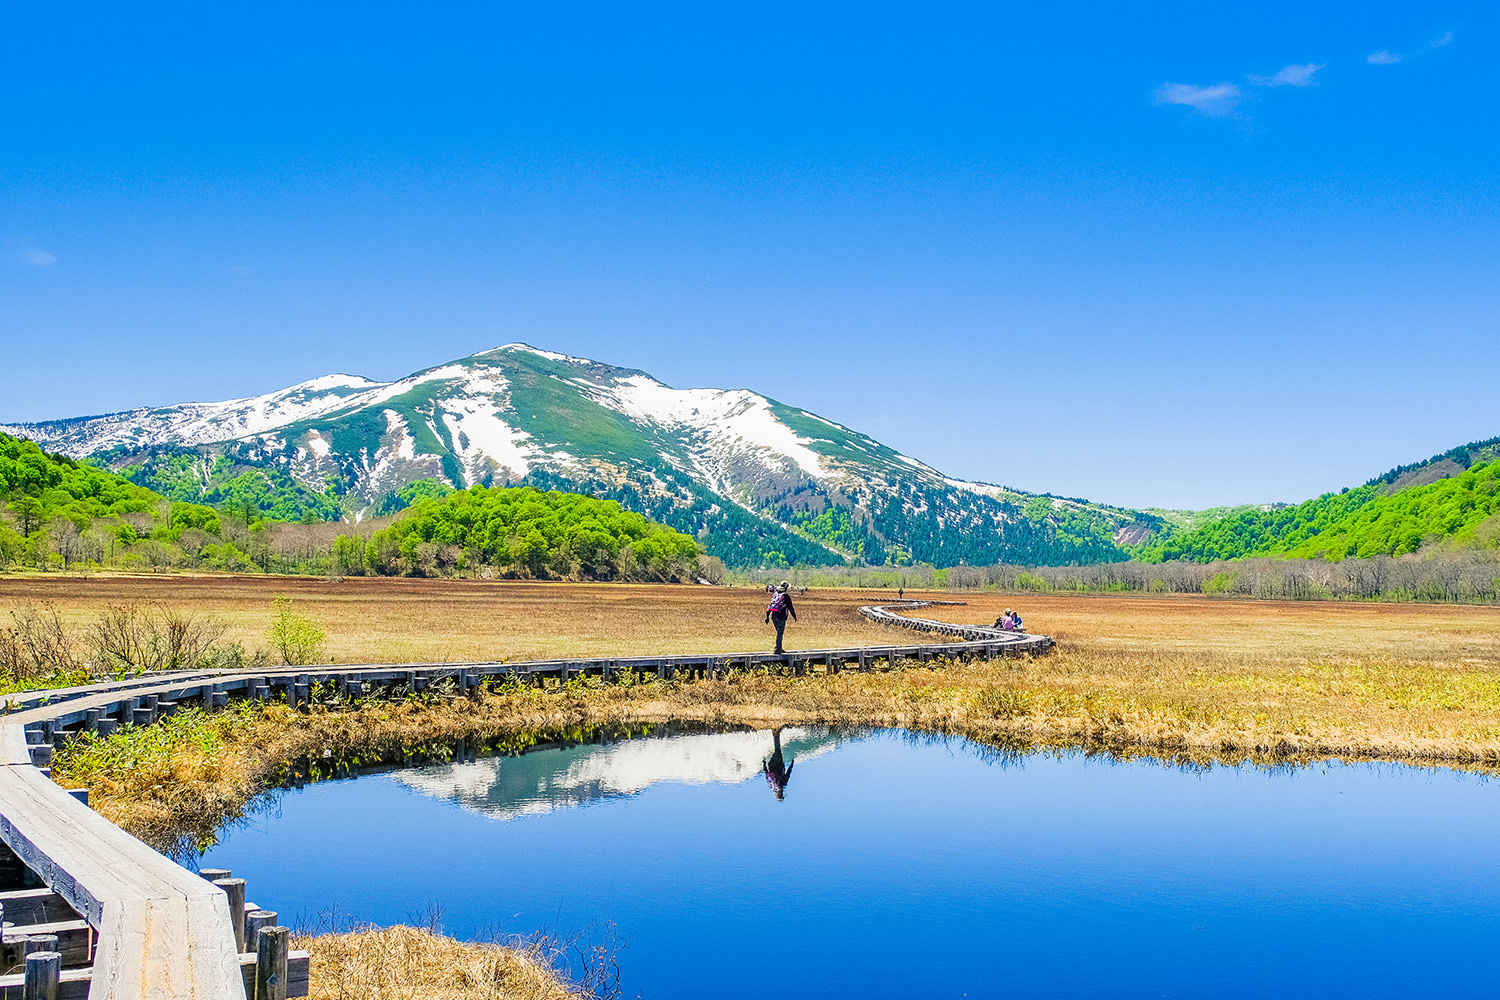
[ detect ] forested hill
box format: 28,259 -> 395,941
1136,459 -> 1500,563
0,431 -> 705,580
0,432 -> 160,530
341,486 -> 702,581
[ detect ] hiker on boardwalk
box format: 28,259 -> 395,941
763,726 -> 794,801
765,581 -> 797,654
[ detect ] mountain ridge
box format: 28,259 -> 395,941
0,344 -> 1149,569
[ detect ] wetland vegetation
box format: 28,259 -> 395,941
18,580 -> 1500,997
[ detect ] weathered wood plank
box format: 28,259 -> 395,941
0,733 -> 244,999
0,889 -> 77,926
1,918 -> 91,965
0,966 -> 90,1000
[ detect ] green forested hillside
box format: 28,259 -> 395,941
1137,460 -> 1500,562
2,430 -> 706,580
111,449 -> 343,523
0,433 -> 160,528
338,485 -> 702,581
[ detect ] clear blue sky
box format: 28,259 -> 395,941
2,2 -> 1495,510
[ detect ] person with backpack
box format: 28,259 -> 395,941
765,581 -> 797,655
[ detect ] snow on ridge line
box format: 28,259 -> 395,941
599,375 -> 829,479
477,343 -> 583,364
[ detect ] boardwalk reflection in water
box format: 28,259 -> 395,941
392,726 -> 854,819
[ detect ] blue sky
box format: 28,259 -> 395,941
2,2 -> 1495,510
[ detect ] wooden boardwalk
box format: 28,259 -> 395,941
0,600 -> 1048,998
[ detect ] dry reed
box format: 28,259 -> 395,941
294,925 -> 575,1000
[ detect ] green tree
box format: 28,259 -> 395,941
266,595 -> 326,666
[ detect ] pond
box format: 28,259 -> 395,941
199,728 -> 1500,998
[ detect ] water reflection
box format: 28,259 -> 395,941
393,726 -> 853,820
762,726 -> 793,801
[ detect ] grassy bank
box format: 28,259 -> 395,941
55,638 -> 1500,857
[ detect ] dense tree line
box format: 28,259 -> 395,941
1136,461 -> 1500,563
776,550 -> 1500,605
1,434 -> 708,580
331,486 -> 702,582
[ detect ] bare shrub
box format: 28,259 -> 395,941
84,602 -> 229,672
1,605 -> 82,679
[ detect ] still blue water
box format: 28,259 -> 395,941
200,729 -> 1500,998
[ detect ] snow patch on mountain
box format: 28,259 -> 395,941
440,403 -> 536,484
601,376 -> 828,479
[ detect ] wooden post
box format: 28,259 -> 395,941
245,909 -> 278,945
213,878 -> 247,953
199,868 -> 231,882
132,708 -> 154,727
96,719 -> 119,737
255,925 -> 289,1000
22,950 -> 59,1000
23,934 -> 58,958
84,709 -> 101,733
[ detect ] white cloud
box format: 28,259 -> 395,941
1369,31 -> 1453,66
1153,81 -> 1242,116
22,249 -> 56,268
1252,62 -> 1324,87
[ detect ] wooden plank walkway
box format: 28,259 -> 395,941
0,599 -> 1049,998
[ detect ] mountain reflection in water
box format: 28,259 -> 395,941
392,726 -> 853,820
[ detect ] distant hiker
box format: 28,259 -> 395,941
763,726 -> 794,801
996,608 -> 1017,631
898,588 -> 904,600
765,581 -> 798,654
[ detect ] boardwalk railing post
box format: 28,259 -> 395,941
255,925 -> 290,1000
214,877 -> 248,953
246,909 -> 279,946
23,949 -> 60,1000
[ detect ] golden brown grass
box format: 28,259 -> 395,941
0,575 -> 925,662
295,925 -> 574,1000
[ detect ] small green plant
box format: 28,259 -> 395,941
266,595 -> 326,666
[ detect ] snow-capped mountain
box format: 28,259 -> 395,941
0,345 -> 1151,567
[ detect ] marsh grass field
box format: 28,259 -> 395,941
10,575 -> 1500,767
0,574 -> 929,662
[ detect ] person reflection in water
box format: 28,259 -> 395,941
762,726 -> 794,801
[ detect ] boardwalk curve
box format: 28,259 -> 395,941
0,598 -> 1049,998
